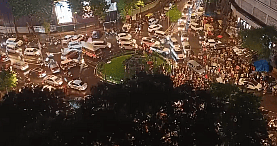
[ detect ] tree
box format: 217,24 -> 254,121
0,69 -> 17,92
166,6 -> 182,23
239,26 -> 277,59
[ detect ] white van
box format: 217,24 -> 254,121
6,44 -> 22,54
187,60 -> 205,74
12,61 -> 29,71
171,47 -> 184,62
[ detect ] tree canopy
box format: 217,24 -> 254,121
166,6 -> 182,23
0,73 -> 271,145
239,26 -> 277,59
0,69 -> 17,92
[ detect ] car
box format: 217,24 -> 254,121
178,22 -> 186,31
12,61 -> 29,71
141,37 -> 156,47
184,1 -> 193,9
61,50 -> 80,60
169,37 -> 180,48
196,6 -> 205,16
92,30 -> 102,39
6,44 -> 22,54
68,40 -> 82,48
182,41 -> 191,54
190,13 -> 197,22
180,32 -> 189,42
150,43 -> 170,55
42,75 -> 63,86
116,33 -> 132,41
206,39 -> 216,47
148,24 -> 162,33
49,60 -> 60,74
29,67 -> 46,78
122,23 -> 131,32
198,33 -> 205,45
190,22 -> 203,31
60,59 -> 78,70
24,48 -> 41,56
6,38 -> 23,46
148,18 -> 159,25
62,45 -> 82,55
91,41 -> 111,49
118,38 -> 136,45
119,41 -> 138,50
187,60 -> 205,74
71,34 -> 84,42
238,78 -> 262,91
68,79 -> 88,91
178,15 -> 187,24
62,35 -> 73,44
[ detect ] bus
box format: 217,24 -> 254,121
81,42 -> 102,58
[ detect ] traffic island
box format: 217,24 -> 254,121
96,51 -> 170,84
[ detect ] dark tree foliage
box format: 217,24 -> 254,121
0,74 -> 270,145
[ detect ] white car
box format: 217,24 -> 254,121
12,61 -> 29,71
43,75 -> 63,86
116,33 -> 132,41
207,39 -> 216,47
118,38 -> 136,45
148,24 -> 162,33
180,32 -> 189,42
122,23 -> 131,32
6,38 -> 23,46
71,34 -> 84,42
62,45 -> 82,55
150,44 -> 170,55
190,22 -> 203,31
184,1 -> 193,9
178,22 -> 186,31
119,41 -> 138,50
24,48 -> 41,56
238,78 -> 262,91
68,79 -> 88,91
6,44 -> 22,54
62,35 -> 73,44
196,6 -> 205,16
182,41 -> 191,54
178,15 -> 187,24
141,37 -> 156,47
148,18 -> 159,25
91,41 -> 111,49
187,60 -> 205,74
169,37 -> 180,49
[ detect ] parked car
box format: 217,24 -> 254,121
180,32 -> 189,42
60,59 -> 78,70
61,50 -> 80,60
190,22 -> 203,31
62,35 -> 73,44
179,15 -> 187,23
148,18 -> 159,25
24,48 -> 41,56
68,79 -> 88,91
148,24 -> 162,33
6,44 -> 22,54
29,67 -> 46,78
122,23 -> 131,32
238,78 -> 263,91
196,6 -> 205,16
71,34 -> 84,42
178,22 -> 186,31
184,1 -> 193,9
206,39 -> 216,47
141,37 -> 156,47
182,41 -> 191,54
116,33 -> 132,41
12,61 -> 29,71
169,37 -> 180,48
92,30 -> 102,39
187,60 -> 205,74
119,41 -> 138,50
49,60 -> 60,74
91,41 -> 111,49
118,38 -> 136,45
150,43 -> 170,55
62,45 -> 82,55
190,13 -> 197,22
42,75 -> 63,86
6,38 -> 23,46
